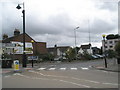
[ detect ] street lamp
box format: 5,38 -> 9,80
31,40 -> 34,68
102,34 -> 107,68
16,2 -> 27,67
74,27 -> 79,60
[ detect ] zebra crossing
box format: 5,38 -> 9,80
37,67 -> 90,71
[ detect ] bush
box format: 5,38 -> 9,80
105,50 -> 116,58
38,53 -> 54,62
106,34 -> 120,40
81,52 -> 93,60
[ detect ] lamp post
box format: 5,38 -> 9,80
74,27 -> 79,60
102,34 -> 107,68
31,40 -> 34,68
16,2 -> 27,67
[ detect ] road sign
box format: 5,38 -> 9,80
14,60 -> 19,71
27,56 -> 38,60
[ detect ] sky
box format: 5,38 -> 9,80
0,0 -> 119,48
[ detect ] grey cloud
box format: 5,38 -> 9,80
73,18 -> 116,36
95,1 -> 118,11
26,12 -> 74,37
1,0 -> 118,48
89,18 -> 116,34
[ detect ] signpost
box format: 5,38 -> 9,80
27,56 -> 38,68
14,60 -> 19,71
27,56 -> 38,60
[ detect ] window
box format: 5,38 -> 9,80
109,46 -> 113,48
105,41 -> 107,44
105,46 -> 107,48
115,41 -> 118,44
109,41 -> 113,44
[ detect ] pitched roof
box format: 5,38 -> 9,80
2,33 -> 35,43
47,46 -> 71,52
80,44 -> 91,49
92,47 -> 100,50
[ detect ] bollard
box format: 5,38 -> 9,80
14,60 -> 19,72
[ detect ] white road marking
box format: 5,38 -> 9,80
37,68 -> 46,70
81,67 -> 89,70
13,73 -> 21,75
83,79 -> 100,84
28,70 -> 118,86
29,70 -> 68,78
102,83 -> 118,86
50,65 -> 56,66
89,66 -> 92,68
71,68 -> 77,70
49,68 -> 56,70
71,77 -> 100,84
15,73 -> 91,88
59,80 -> 90,88
60,68 -> 66,70
4,75 -> 11,78
102,71 -> 108,73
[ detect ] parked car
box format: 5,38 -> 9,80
54,57 -> 60,61
54,56 -> 67,61
95,54 -> 104,58
91,55 -> 99,59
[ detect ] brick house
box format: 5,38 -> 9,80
1,29 -> 47,62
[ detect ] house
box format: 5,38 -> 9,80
78,44 -> 92,55
47,45 -> 71,60
1,29 -> 47,62
92,47 -> 101,55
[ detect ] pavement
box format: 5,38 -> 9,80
92,64 -> 120,72
1,64 -> 39,75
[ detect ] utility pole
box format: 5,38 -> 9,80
74,27 -> 79,60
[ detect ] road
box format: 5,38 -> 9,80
2,59 -> 119,88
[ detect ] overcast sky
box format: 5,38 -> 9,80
0,0 -> 119,48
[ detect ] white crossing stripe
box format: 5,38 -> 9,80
71,68 -> 77,70
49,68 -> 56,70
81,67 -> 89,70
4,75 -> 11,78
60,68 -> 66,70
13,73 -> 21,75
37,68 -> 46,70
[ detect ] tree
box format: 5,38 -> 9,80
76,47 -> 80,53
106,34 -> 120,40
114,34 -> 120,39
66,48 -> 75,62
105,50 -> 116,58
82,51 -> 93,60
106,34 -> 115,40
115,41 -> 120,64
115,41 -> 120,56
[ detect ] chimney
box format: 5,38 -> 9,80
14,29 -> 20,36
3,34 -> 8,40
